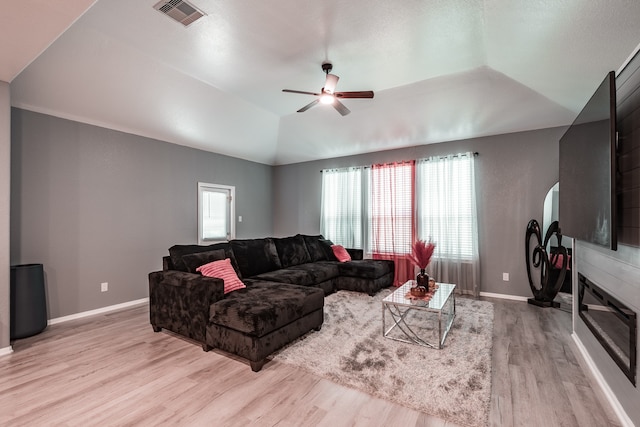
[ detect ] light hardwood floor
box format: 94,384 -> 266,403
0,297 -> 622,427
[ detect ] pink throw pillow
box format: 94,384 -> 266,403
197,258 -> 246,294
331,245 -> 351,262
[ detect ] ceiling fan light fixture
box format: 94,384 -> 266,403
320,93 -> 335,105
282,62 -> 374,115
324,74 -> 339,93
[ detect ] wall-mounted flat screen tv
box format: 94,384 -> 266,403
559,71 -> 617,251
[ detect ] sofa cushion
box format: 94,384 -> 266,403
302,235 -> 338,261
252,262 -> 340,287
182,249 -> 226,273
197,258 -> 246,294
169,243 -> 241,277
209,282 -> 324,337
274,235 -> 311,268
299,235 -> 326,262
336,259 -> 394,279
334,271 -> 394,295
230,238 -> 282,278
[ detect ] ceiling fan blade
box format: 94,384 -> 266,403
335,91 -> 374,99
297,99 -> 320,113
333,99 -> 351,116
283,89 -> 321,96
324,74 -> 339,93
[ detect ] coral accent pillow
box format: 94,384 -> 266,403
331,245 -> 351,262
197,258 -> 246,294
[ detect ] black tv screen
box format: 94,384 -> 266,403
559,71 -> 617,250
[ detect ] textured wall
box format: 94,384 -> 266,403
0,82 -> 10,350
273,127 -> 564,297
10,108 -> 273,319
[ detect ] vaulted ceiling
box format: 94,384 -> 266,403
3,0 -> 640,165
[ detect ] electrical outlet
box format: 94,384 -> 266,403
502,273 -> 509,282
101,282 -> 108,292
238,215 -> 243,222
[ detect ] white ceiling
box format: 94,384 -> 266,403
3,0 -> 640,165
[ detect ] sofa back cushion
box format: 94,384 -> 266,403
181,249 -> 226,273
301,234 -> 337,262
230,238 -> 282,278
168,243 -> 241,277
274,235 -> 312,268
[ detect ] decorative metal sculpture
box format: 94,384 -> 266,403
525,219 -> 568,307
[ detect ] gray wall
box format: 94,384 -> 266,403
274,127 -> 565,297
0,82 -> 9,351
10,108 -> 273,319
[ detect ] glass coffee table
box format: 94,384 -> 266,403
382,281 -> 456,349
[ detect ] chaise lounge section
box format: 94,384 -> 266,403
149,234 -> 394,371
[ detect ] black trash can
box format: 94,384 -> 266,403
10,263 -> 48,340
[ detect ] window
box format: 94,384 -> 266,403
198,182 -> 235,244
320,167 -> 364,248
368,162 -> 415,254
416,154 -> 476,260
319,153 -> 478,293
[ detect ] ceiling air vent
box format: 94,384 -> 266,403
153,0 -> 205,27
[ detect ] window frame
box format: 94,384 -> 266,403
197,182 -> 235,244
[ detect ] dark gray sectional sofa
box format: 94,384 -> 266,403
148,234 -> 394,371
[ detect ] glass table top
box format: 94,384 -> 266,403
382,281 -> 456,311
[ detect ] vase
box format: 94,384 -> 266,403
416,268 -> 429,290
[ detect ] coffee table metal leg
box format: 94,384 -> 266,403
439,293 -> 456,348
383,303 -> 436,348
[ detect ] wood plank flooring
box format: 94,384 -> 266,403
0,297 -> 623,427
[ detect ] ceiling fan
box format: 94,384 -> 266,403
282,63 -> 374,116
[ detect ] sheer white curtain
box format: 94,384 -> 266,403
416,153 -> 480,296
320,167 -> 365,248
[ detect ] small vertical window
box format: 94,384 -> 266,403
198,182 -> 235,244
320,167 -> 365,248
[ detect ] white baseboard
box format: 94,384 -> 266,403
479,291 -> 528,302
48,298 -> 149,325
0,346 -> 13,357
571,333 -> 633,427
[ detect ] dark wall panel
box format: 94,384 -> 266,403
616,51 -> 640,247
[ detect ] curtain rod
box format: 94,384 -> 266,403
421,151 -> 479,160
320,152 -> 479,173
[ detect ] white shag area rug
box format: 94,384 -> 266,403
271,289 -> 494,427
